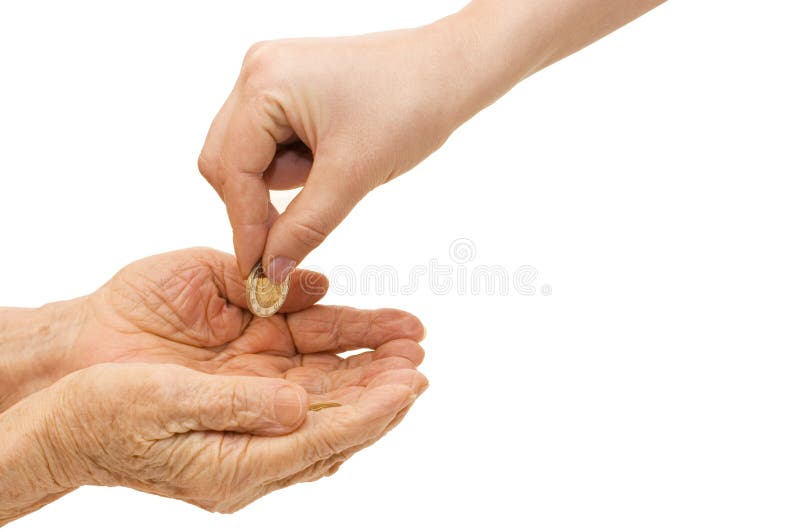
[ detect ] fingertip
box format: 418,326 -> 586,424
263,255 -> 296,285
361,357 -> 417,380
312,271 -> 330,295
295,269 -> 329,299
279,269 -> 329,313
375,309 -> 426,342
374,339 -> 425,366
409,318 -> 426,342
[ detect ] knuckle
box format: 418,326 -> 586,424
238,41 -> 294,140
197,152 -> 216,181
228,382 -> 250,427
240,41 -> 281,90
242,41 -> 268,70
217,380 -> 262,430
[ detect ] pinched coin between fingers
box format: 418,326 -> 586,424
246,262 -> 290,317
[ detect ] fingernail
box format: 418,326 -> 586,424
273,385 -> 306,427
265,256 -> 296,284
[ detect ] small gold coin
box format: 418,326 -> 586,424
308,402 -> 343,411
246,262 -> 290,317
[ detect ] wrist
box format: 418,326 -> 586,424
432,0 -> 668,127
0,297 -> 88,412
421,3 -> 536,129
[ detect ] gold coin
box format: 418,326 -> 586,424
308,402 -> 343,411
246,262 -> 290,317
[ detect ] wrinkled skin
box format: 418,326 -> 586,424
0,248 -> 427,521
70,247 -> 427,386
44,361 -> 427,513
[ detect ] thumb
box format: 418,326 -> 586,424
162,369 -> 309,437
262,155 -> 372,283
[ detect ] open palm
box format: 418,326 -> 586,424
70,247 -> 426,400
55,248 -> 428,507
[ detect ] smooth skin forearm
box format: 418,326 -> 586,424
441,0 -> 667,124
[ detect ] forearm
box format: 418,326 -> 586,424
431,0 -> 666,125
0,299 -> 85,412
0,387 -> 78,526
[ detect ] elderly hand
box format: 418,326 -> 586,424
75,246 -> 425,377
0,361 -> 427,524
0,247 -> 428,524
1,247 -> 426,410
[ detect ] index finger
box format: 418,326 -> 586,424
218,97 -> 280,277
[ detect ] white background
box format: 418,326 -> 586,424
2,1 -> 800,530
